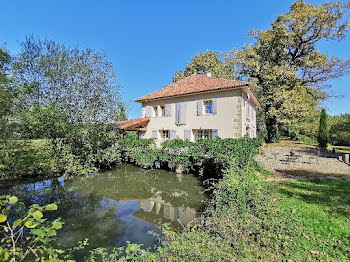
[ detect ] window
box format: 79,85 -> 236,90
160,130 -> 170,140
153,106 -> 158,117
160,105 -> 165,117
196,129 -> 212,140
204,100 -> 212,114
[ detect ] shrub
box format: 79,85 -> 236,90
0,195 -> 86,261
317,109 -> 328,149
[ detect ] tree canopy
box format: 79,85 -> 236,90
226,0 -> 350,142
172,51 -> 235,82
13,36 -> 121,125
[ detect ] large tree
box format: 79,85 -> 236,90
0,48 -> 13,140
228,0 -> 350,142
173,51 -> 235,82
13,36 -> 121,126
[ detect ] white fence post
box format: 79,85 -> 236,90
345,154 -> 350,165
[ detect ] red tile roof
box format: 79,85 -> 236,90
135,74 -> 251,103
115,118 -> 150,130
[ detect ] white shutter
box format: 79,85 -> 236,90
212,100 -> 217,115
197,101 -> 202,116
179,102 -> 187,124
165,104 -> 171,117
212,129 -> 218,139
175,103 -> 180,124
170,130 -> 177,140
145,106 -> 152,117
184,129 -> 191,140
138,131 -> 144,139
151,130 -> 157,139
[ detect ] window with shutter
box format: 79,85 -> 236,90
184,129 -> 191,140
145,106 -> 152,117
212,100 -> 217,115
179,102 -> 186,124
212,129 -> 218,138
170,130 -> 177,140
197,101 -> 202,116
175,102 -> 186,125
165,104 -> 171,117
175,103 -> 180,124
151,130 -> 157,139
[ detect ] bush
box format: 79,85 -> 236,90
0,195 -> 87,261
329,114 -> 350,146
120,135 -> 261,176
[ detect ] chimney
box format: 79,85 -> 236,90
206,71 -> 212,77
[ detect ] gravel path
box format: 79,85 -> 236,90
256,146 -> 350,181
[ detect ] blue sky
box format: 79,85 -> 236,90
1,0 -> 349,118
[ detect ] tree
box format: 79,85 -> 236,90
0,48 -> 13,141
228,0 -> 350,142
318,108 -> 328,149
172,51 -> 235,82
13,36 -> 121,126
115,102 -> 128,122
329,113 -> 350,146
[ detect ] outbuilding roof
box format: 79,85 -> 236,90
135,74 -> 261,106
115,117 -> 150,131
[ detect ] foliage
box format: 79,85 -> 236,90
0,36 -> 125,178
12,35 -> 120,125
121,134 -> 261,176
0,139 -> 59,177
228,0 -> 350,142
0,48 -> 14,142
329,113 -> 350,146
318,108 -> 328,149
172,51 -> 235,82
0,195 -> 86,261
115,102 -> 128,122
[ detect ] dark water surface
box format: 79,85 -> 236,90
0,164 -> 206,257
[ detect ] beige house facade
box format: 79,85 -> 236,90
117,74 -> 261,142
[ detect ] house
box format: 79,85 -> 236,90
116,74 -> 261,141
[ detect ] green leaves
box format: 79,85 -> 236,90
32,210 -> 43,219
0,214 -> 7,223
8,196 -> 18,204
0,195 -> 70,261
52,219 -> 63,230
45,203 -> 58,211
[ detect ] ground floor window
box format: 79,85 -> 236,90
196,129 -> 212,139
160,130 -> 170,140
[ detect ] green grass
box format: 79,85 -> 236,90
330,145 -> 350,154
273,179 -> 350,260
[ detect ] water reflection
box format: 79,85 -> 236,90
0,164 -> 206,255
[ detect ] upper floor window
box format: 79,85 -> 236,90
160,105 -> 165,117
204,100 -> 213,115
153,106 -> 158,117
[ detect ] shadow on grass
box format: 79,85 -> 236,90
275,169 -> 350,218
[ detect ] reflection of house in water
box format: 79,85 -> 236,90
136,195 -> 197,226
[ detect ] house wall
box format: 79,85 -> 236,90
242,92 -> 257,138
140,89 -> 257,141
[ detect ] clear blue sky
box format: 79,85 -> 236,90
1,0 -> 349,118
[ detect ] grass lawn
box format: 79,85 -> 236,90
330,145 -> 350,154
272,178 -> 350,260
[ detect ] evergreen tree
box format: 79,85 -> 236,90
318,108 -> 328,150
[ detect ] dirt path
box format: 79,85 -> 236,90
256,146 -> 350,182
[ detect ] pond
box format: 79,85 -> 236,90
0,164 -> 207,258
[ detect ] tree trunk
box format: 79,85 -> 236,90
266,114 -> 279,143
